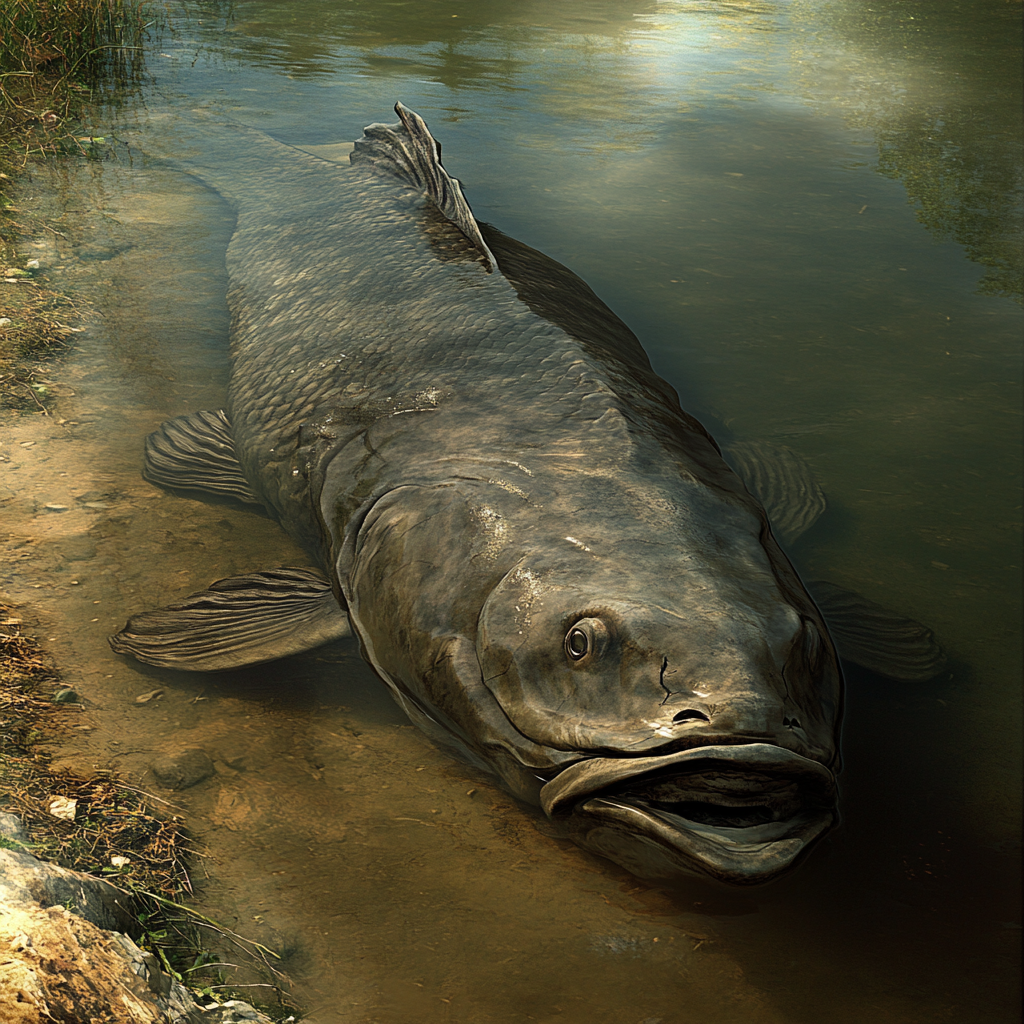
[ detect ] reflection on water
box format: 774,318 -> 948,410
1,0 -> 1020,1021
188,0 -> 1022,297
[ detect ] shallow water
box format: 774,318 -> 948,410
1,0 -> 1020,1020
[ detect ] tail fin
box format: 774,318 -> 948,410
352,102 -> 496,272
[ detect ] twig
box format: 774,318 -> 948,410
137,891 -> 283,963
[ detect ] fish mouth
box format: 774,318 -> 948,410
540,743 -> 837,886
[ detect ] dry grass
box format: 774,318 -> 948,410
0,610 -> 192,903
0,281 -> 87,410
0,610 -> 299,1012
0,0 -> 153,175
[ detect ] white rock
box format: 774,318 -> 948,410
47,796 -> 77,821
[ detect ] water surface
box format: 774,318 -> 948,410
1,1 -> 1020,1021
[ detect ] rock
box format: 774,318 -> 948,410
76,489 -> 111,503
0,815 -> 278,1023
0,812 -> 29,845
47,796 -> 77,821
53,687 -> 79,703
0,847 -> 136,933
151,748 -> 215,790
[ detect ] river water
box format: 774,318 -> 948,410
0,1 -> 1020,1021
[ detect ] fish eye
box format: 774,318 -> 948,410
564,617 -> 609,664
566,628 -> 589,660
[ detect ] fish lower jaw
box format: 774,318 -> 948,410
564,796 -> 835,886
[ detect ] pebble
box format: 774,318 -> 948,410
0,317 -> 10,326
48,796 -> 77,821
151,748 -> 215,790
53,688 -> 79,704
44,504 -> 68,512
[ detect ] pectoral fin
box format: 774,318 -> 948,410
143,409 -> 262,506
723,440 -> 826,547
109,568 -> 350,671
808,580 -> 947,681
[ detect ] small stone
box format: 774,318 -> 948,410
151,748 -> 215,790
48,796 -> 77,821
110,855 -> 130,868
25,259 -> 40,269
44,503 -> 69,512
135,688 -> 163,704
0,317 -> 11,326
53,688 -> 79,703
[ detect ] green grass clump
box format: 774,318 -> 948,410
0,0 -> 151,89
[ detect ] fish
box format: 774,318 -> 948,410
110,104 -> 942,886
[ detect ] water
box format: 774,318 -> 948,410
1,1 -> 1020,1020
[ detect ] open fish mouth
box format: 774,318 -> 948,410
540,743 -> 837,886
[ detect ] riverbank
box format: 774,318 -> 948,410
0,8 -> 304,1017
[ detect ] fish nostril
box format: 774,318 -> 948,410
672,708 -> 711,725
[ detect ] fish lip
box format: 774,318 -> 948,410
540,743 -> 837,885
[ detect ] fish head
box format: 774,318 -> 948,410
475,524 -> 842,885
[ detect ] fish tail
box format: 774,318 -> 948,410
352,102 -> 497,272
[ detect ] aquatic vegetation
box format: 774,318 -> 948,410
0,0 -> 152,177
0,0 -> 151,86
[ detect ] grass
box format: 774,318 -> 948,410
0,610 -> 302,1017
0,1 -> 152,416
0,0 -> 151,91
0,282 -> 87,411
0,0 -> 154,173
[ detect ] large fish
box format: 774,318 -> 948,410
112,105 -> 943,886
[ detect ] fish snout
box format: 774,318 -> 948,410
651,681 -> 829,762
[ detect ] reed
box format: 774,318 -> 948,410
0,0 -> 151,89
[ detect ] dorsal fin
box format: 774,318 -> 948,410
351,102 -> 496,272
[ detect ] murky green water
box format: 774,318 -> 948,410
1,1 -> 1020,1021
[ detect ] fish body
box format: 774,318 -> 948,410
114,105 -> 847,885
